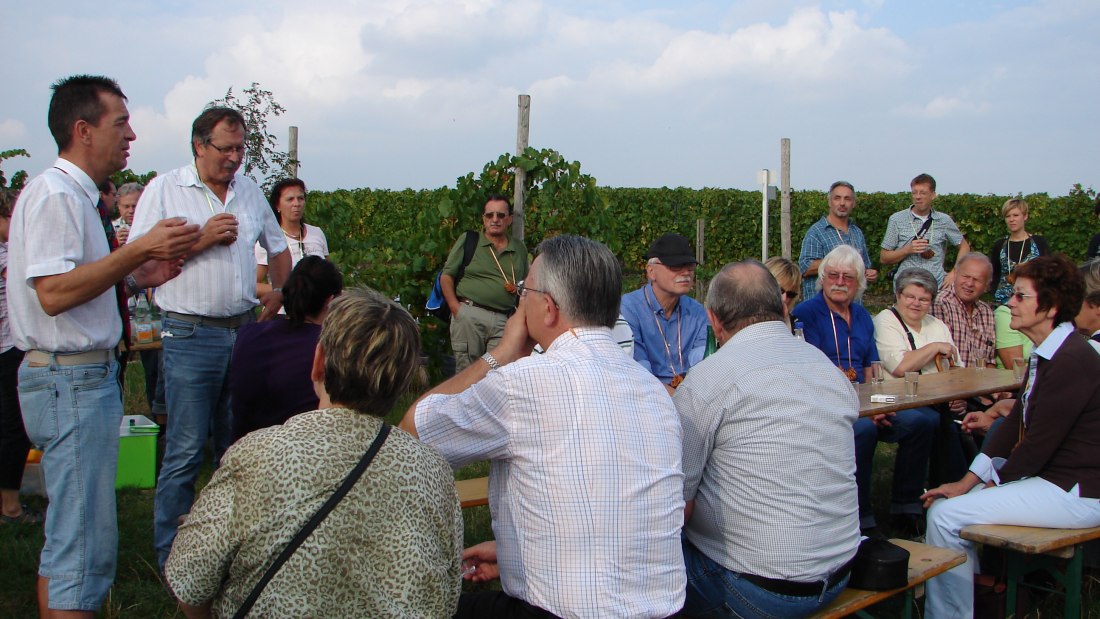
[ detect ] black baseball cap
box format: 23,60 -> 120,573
646,233 -> 699,267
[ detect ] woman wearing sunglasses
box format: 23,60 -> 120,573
921,254 -> 1100,618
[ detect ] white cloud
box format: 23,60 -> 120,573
0,120 -> 29,145
892,96 -> 991,119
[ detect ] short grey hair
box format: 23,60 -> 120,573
894,267 -> 939,299
537,235 -> 621,328
706,260 -> 784,334
117,182 -> 144,199
1081,258 -> 1100,306
957,252 -> 993,284
319,287 -> 420,417
816,244 -> 867,296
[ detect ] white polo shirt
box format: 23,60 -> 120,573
8,158 -> 121,352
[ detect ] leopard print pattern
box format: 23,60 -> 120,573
166,408 -> 463,618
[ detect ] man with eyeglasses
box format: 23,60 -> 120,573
792,245 -> 935,538
880,173 -> 970,288
401,235 -> 685,619
129,106 -> 292,571
798,180 -> 878,302
439,194 -> 529,372
620,233 -> 708,392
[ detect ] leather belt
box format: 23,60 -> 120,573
165,311 -> 253,329
458,298 -> 510,315
740,556 -> 856,597
26,349 -> 112,367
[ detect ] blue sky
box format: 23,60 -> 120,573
1,0 -> 1097,195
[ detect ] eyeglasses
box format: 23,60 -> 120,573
1011,291 -> 1037,302
900,292 -> 932,306
824,271 -> 856,283
206,142 -> 246,156
654,260 -> 696,272
516,280 -> 551,300
782,289 -> 799,300
483,212 -> 509,220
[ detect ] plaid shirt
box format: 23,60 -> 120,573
933,284 -> 996,367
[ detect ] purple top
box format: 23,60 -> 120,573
229,318 -> 321,442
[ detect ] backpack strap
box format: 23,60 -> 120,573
456,230 -> 479,283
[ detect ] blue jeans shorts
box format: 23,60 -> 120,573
19,357 -> 121,611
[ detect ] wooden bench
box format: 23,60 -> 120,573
960,524 -> 1100,618
456,476 -> 489,509
811,539 -> 965,619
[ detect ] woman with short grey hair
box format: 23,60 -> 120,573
878,267 -> 958,375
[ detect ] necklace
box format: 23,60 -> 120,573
829,309 -> 858,381
644,285 -> 685,387
487,245 -> 517,294
283,225 -> 305,256
1005,235 -> 1031,275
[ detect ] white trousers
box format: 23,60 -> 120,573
925,476 -> 1100,619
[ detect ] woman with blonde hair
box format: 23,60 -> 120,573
990,198 -> 1049,305
765,256 -> 802,318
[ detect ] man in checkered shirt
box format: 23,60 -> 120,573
675,260 -> 861,619
402,234 -> 685,619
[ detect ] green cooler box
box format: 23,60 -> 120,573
117,415 -> 159,489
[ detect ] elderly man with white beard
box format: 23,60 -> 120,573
792,245 -> 936,539
620,233 -> 708,393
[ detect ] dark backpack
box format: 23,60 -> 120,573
426,231 -> 479,322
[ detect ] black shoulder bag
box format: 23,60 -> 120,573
233,423 -> 392,619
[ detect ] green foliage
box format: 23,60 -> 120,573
0,148 -> 30,192
308,171 -> 1099,313
210,82 -> 298,193
110,168 -> 158,188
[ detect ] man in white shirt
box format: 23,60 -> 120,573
129,106 -> 291,570
401,235 -> 685,619
9,74 -> 198,617
676,260 -> 860,618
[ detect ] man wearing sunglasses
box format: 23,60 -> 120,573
129,106 -> 292,572
799,180 -> 878,301
439,195 -> 529,372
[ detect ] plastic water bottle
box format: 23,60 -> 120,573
793,320 -> 805,341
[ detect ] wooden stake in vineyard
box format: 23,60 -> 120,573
513,95 -> 530,241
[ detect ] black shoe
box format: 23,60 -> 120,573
890,514 -> 926,540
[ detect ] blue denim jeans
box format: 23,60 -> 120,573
154,317 -> 238,569
682,539 -> 847,618
18,357 -> 121,611
854,407 -> 938,529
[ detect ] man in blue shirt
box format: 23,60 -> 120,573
621,233 -> 707,393
798,180 -> 878,301
792,245 -> 935,538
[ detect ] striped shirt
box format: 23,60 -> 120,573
416,327 -> 686,618
676,320 -> 860,581
129,165 -> 287,317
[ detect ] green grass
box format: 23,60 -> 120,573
4,356 -> 1100,617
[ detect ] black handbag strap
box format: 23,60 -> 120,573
233,423 -> 392,619
888,306 -> 919,356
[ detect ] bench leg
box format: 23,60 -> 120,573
1064,545 -> 1083,619
1006,553 -> 1024,618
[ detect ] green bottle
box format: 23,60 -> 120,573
705,325 -> 718,357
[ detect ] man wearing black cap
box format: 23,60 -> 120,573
621,233 -> 708,392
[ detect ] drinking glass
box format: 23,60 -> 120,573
869,362 -> 885,387
904,371 -> 919,397
1012,358 -> 1026,382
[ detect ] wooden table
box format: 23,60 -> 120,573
456,476 -> 489,509
858,367 -> 1021,417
